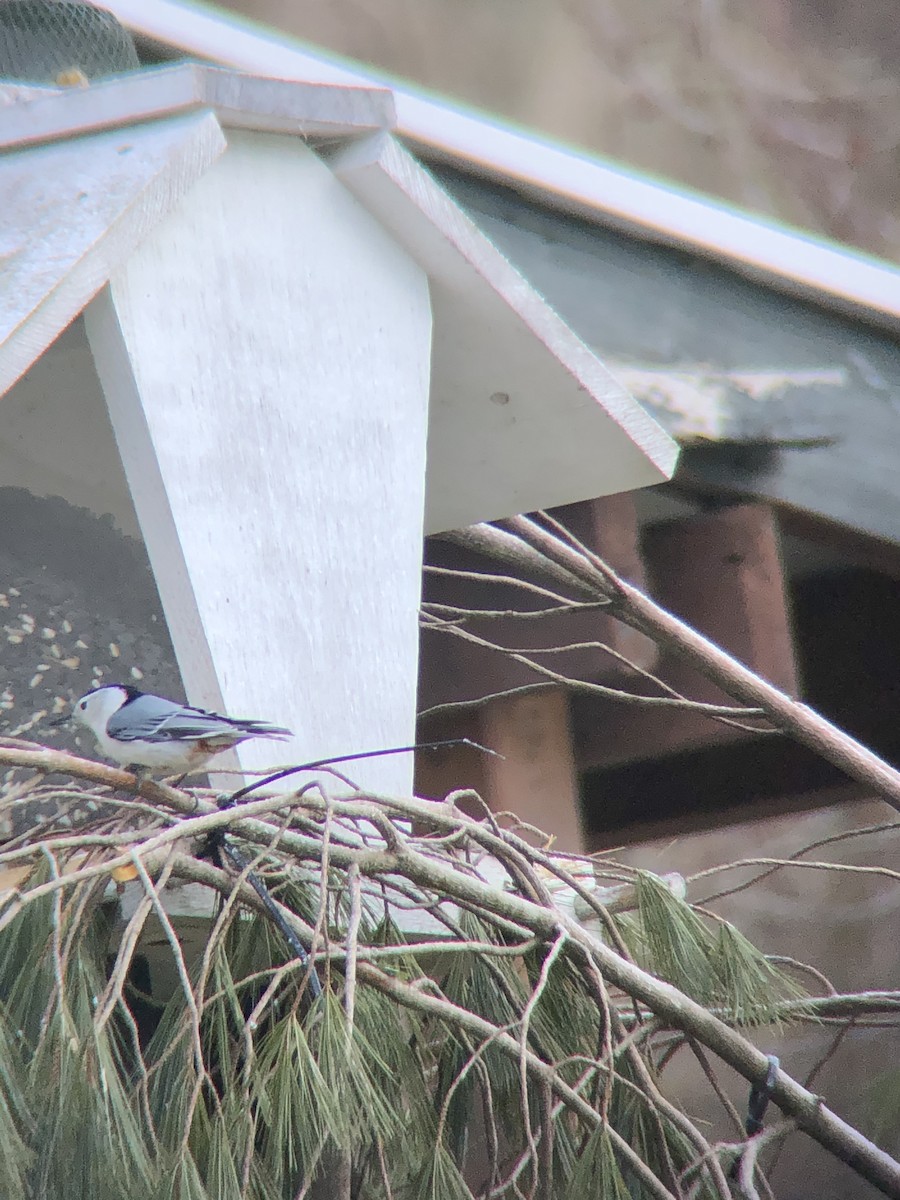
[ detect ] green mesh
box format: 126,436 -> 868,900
0,0 -> 139,84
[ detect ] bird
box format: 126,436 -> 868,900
67,684 -> 292,775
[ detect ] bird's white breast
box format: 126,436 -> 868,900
91,727 -> 224,773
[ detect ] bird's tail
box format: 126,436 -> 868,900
235,720 -> 293,740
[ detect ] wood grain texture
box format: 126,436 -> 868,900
552,494 -> 658,675
330,132 -> 678,533
644,503 -> 799,697
86,130 -> 432,793
479,688 -> 584,852
0,63 -> 395,153
0,110 -> 225,400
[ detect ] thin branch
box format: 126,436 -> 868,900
421,600 -> 609,621
423,563 -> 595,606
164,821 -> 900,1197
493,515 -> 900,813
422,611 -> 763,716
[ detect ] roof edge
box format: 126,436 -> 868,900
0,62 -> 394,153
105,0 -> 900,334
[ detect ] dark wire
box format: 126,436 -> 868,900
745,1055 -> 780,1136
214,834 -> 322,1000
729,1054 -> 780,1182
221,737 -> 500,807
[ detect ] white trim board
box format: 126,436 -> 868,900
0,62 -> 394,152
85,131 -> 433,795
332,132 -> 677,531
0,109 -> 225,400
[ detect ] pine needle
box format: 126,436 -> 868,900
621,870 -> 807,1025
0,766 -> 874,1197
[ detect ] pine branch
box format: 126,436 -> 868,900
2,738 -> 899,1192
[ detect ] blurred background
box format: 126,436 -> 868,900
218,0 -> 900,260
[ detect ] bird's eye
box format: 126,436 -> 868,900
78,700 -> 87,711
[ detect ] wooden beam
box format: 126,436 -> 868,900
678,432 -> 900,558
86,130 -> 432,794
749,500 -> 900,582
414,708 -> 489,813
479,688 -> 584,852
418,496 -> 652,848
574,502 -> 798,770
416,688 -> 584,852
646,502 -> 798,693
550,494 -> 658,678
583,778 -> 870,854
581,684 -> 880,843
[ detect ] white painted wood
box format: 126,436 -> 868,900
0,63 -> 394,154
0,110 -> 225,399
105,0 -> 900,331
105,0 -> 366,89
85,131 -> 432,794
0,82 -> 48,107
331,133 -> 677,533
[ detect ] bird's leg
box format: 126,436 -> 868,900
127,764 -> 152,785
168,771 -> 210,812
169,773 -> 202,812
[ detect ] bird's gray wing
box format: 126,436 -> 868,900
106,695 -> 239,743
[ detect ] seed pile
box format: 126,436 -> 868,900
0,488 -> 182,835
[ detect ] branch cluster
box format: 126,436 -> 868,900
0,745 -> 898,1199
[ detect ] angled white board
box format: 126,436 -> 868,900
331,133 -> 678,533
105,0 -> 900,331
0,62 -> 394,153
0,110 -> 226,399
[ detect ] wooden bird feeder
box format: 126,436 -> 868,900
0,63 -> 677,794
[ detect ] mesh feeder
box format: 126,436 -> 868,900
0,0 -> 139,85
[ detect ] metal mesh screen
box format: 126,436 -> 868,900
0,0 -> 139,84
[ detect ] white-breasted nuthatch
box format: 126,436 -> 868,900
67,684 -> 291,774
